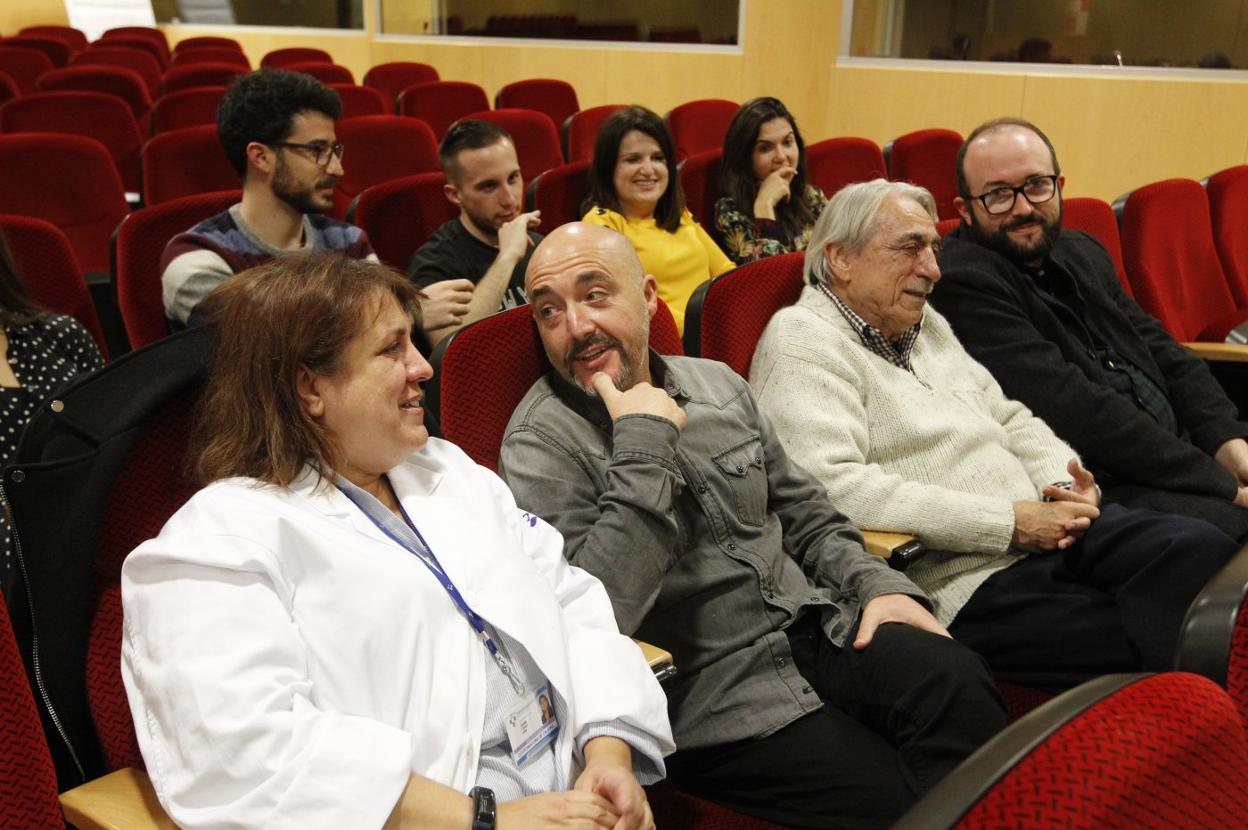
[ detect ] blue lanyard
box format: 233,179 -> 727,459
336,477 -> 525,694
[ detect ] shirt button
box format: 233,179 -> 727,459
727,543 -> 736,550
736,464 -> 745,473
696,484 -> 707,494
50,400 -> 65,413
10,470 -> 24,483
802,685 -> 813,694
776,657 -> 787,668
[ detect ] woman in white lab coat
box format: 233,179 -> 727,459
120,251 -> 673,830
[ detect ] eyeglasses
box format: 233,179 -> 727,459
270,141 -> 345,167
972,174 -> 1059,215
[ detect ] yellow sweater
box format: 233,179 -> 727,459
582,207 -> 734,334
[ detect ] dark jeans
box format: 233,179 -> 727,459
665,618 -> 1006,830
950,503 -> 1237,690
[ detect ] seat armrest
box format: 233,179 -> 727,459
634,638 -> 677,683
1176,542 -> 1248,687
60,767 -> 177,830
862,530 -> 928,571
1184,342 -> 1248,363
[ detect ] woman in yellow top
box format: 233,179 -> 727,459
581,106 -> 734,333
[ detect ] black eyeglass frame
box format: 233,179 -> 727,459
269,141 -> 345,167
972,174 -> 1060,215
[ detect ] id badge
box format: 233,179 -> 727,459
504,684 -> 559,767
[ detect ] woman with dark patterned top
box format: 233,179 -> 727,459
715,97 -> 828,265
0,232 -> 104,597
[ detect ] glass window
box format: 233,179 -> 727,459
848,0 -> 1248,69
382,0 -> 740,45
154,0 -> 364,29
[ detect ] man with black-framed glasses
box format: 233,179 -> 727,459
933,117 -> 1248,541
161,69 -> 376,327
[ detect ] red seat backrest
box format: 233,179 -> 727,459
349,172 -> 457,270
0,132 -> 129,274
564,103 -> 625,163
931,673 -> 1248,830
1206,165 -> 1248,307
90,37 -> 168,70
160,62 -> 246,96
141,123 -> 239,206
329,84 -> 388,120
0,213 -> 109,357
101,26 -> 170,62
886,128 -> 963,221
0,46 -> 53,93
683,251 -> 804,376
333,115 -> 439,217
666,98 -> 737,163
362,62 -> 440,112
72,47 -> 162,96
287,61 -> 354,85
1063,196 -> 1131,295
678,148 -> 722,229
0,72 -> 18,108
168,47 -> 250,69
112,189 -> 241,350
1,91 -> 144,194
805,136 -> 887,199
261,47 -> 332,68
172,36 -> 243,55
495,79 -> 580,138
527,159 -> 590,236
88,387 -> 202,771
36,65 -> 152,124
430,299 -> 683,471
0,590 -> 63,828
398,80 -> 490,140
464,108 -> 564,181
1119,178 -> 1242,341
4,36 -> 71,68
18,24 -> 88,53
149,85 -> 225,134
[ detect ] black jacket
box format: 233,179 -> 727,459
932,226 -> 1245,500
5,326 -> 210,788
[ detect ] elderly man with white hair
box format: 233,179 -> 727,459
750,178 -> 1237,690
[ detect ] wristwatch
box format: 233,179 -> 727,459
469,786 -> 496,830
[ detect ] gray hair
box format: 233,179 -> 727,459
805,179 -> 939,285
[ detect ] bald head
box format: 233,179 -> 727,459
525,222 -> 645,296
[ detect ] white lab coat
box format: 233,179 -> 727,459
121,437 -> 674,830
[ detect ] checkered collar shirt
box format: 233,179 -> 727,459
818,281 -> 922,372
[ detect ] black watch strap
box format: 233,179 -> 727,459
469,786 -> 497,830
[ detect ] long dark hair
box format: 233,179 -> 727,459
718,97 -> 817,242
583,105 -> 686,233
0,231 -> 48,328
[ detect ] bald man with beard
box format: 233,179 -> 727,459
498,223 -> 1006,830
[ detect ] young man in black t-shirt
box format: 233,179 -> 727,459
408,120 -> 542,348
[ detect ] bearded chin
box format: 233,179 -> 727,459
967,208 -> 1062,265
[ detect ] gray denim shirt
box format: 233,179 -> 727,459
499,353 -> 927,749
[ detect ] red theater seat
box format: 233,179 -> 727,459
363,61 -> 439,111
398,80 -> 489,140
886,128 -> 963,221
666,98 -> 737,163
141,124 -> 238,206
805,136 -> 887,199
495,79 -> 579,139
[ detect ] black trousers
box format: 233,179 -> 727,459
665,619 -> 1006,830
949,503 -> 1237,690
1103,481 -> 1248,542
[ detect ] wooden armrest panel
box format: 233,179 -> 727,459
1184,342 -> 1248,363
861,530 -> 916,559
634,638 -> 677,682
61,767 -> 176,830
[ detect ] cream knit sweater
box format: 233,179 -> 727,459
750,285 -> 1076,625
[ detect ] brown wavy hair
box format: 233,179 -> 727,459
192,251 -> 421,487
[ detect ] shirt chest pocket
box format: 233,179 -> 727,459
712,436 -> 767,528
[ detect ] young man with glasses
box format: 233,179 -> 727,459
161,69 -> 376,327
932,117 -> 1248,541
